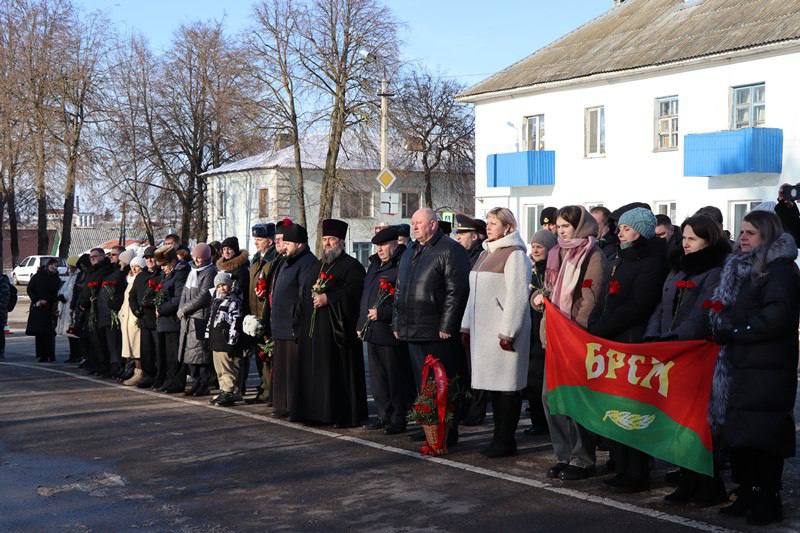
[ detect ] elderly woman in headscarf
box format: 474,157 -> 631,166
531,205 -> 610,481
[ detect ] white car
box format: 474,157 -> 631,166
11,256 -> 68,285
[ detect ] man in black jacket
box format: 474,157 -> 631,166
359,226 -> 410,434
78,248 -> 114,375
393,208 -> 470,444
154,245 -> 190,393
98,245 -> 128,378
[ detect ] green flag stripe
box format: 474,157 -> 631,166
546,385 -> 713,476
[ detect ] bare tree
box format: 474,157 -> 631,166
298,0 -> 399,252
250,0 -> 309,226
392,68 -> 474,208
53,8 -> 109,257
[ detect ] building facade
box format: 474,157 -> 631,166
459,0 -> 800,243
203,134 -> 474,266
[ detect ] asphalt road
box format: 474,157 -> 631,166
1,298 -> 799,532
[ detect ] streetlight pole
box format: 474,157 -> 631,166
378,76 -> 393,171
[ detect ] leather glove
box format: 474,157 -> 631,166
499,338 -> 514,352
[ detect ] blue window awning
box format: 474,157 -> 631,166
684,127 -> 783,176
487,150 -> 555,187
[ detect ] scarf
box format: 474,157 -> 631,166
545,207 -> 599,317
185,262 -> 214,289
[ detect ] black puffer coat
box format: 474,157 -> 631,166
590,236 -> 668,343
358,245 -> 405,346
25,268 -> 61,336
645,240 -> 730,341
156,261 -> 189,333
392,230 -> 470,341
217,251 -> 250,315
712,234 -> 800,458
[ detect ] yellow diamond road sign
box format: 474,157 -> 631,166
376,168 -> 397,191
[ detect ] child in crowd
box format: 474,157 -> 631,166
206,272 -> 243,407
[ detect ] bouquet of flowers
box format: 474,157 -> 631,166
102,280 -> 120,329
357,277 -> 395,340
407,355 -> 463,456
148,278 -> 166,307
308,271 -> 334,338
256,337 -> 275,361
86,280 -> 100,332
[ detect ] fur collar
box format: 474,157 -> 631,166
216,250 -> 249,272
483,231 -> 527,253
676,240 -> 731,276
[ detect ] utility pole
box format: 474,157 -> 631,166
378,76 -> 394,170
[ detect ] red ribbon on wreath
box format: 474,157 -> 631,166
419,354 -> 449,455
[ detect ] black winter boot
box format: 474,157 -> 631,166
664,469 -> 697,504
720,485 -> 753,517
693,474 -> 728,507
746,487 -> 783,525
481,393 -> 520,459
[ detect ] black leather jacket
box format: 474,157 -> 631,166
392,231 -> 470,342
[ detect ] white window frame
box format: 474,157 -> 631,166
584,106 -> 606,157
654,201 -> 677,222
731,83 -> 765,129
352,242 -> 371,268
728,200 -> 762,239
654,96 -> 679,151
400,192 -> 420,219
340,190 -> 373,219
522,114 -> 545,151
524,204 -> 545,243
380,192 -> 399,215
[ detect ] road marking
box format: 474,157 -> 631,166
0,361 -> 737,533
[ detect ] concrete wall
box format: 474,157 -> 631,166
472,47 -> 800,242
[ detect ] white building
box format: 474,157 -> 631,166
458,0 -> 800,243
202,134 -> 473,266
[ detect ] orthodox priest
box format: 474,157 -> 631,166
298,219 -> 368,427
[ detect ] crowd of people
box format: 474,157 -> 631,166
18,189 -> 800,527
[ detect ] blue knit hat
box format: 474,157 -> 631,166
618,207 -> 657,239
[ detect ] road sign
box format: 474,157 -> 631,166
375,168 -> 397,191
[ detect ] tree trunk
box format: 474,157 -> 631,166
0,195 -> 5,274
6,188 -> 19,267
59,152 -> 78,258
315,98 -> 346,255
196,176 -> 208,241
292,130 -> 306,227
35,134 -> 49,254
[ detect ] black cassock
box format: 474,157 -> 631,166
297,252 -> 368,427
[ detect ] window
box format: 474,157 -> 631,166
352,242 -> 371,268
401,192 -> 420,218
380,192 -> 399,215
524,204 -> 545,242
258,188 -> 269,218
729,200 -> 762,239
655,201 -> 677,222
655,96 -> 679,150
522,114 -> 545,151
340,191 -> 372,218
732,83 -> 765,129
217,189 -> 225,218
584,106 -> 605,157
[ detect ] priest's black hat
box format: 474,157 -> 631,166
371,225 -> 400,245
282,222 -> 308,243
252,223 -> 275,239
322,218 -> 348,240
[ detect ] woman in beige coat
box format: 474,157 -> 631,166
120,255 -> 145,385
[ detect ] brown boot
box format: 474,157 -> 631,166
123,366 -> 144,387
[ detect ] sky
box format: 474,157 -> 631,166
75,0 -> 610,87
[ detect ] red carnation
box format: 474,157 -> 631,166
685,280 -> 696,289
581,279 -> 593,288
156,283 -> 164,291
327,274 -> 334,281
675,280 -> 697,289
608,280 -> 621,295
703,299 -> 724,313
319,272 -> 327,281
147,279 -> 158,289
87,281 -> 99,289
379,277 -> 389,290
389,287 -> 395,295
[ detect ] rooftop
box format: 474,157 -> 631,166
459,0 -> 800,100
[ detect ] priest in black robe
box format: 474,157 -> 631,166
297,219 -> 368,427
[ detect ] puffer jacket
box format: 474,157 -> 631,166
590,236 -> 668,343
392,230 -> 470,341
358,244 -> 405,346
156,261 -> 189,333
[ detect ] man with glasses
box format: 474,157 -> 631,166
96,245 -> 128,378
77,248 -> 114,375
129,246 -> 160,388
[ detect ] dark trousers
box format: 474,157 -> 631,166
90,328 -> 109,373
35,334 -> 55,361
524,350 -> 546,427
612,443 -> 650,482
140,328 -> 158,378
367,343 -> 412,427
67,337 -> 81,361
491,391 -> 522,448
731,447 -> 784,491
158,331 -> 184,391
237,353 -> 251,396
462,344 -> 488,423
187,363 -> 212,393
254,352 -> 273,401
0,324 -> 6,356
272,339 -> 301,417
102,326 -> 122,368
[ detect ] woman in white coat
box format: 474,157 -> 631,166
461,207 -> 532,458
120,256 -> 145,385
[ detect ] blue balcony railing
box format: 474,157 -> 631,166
487,150 -> 555,187
683,127 -> 783,176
